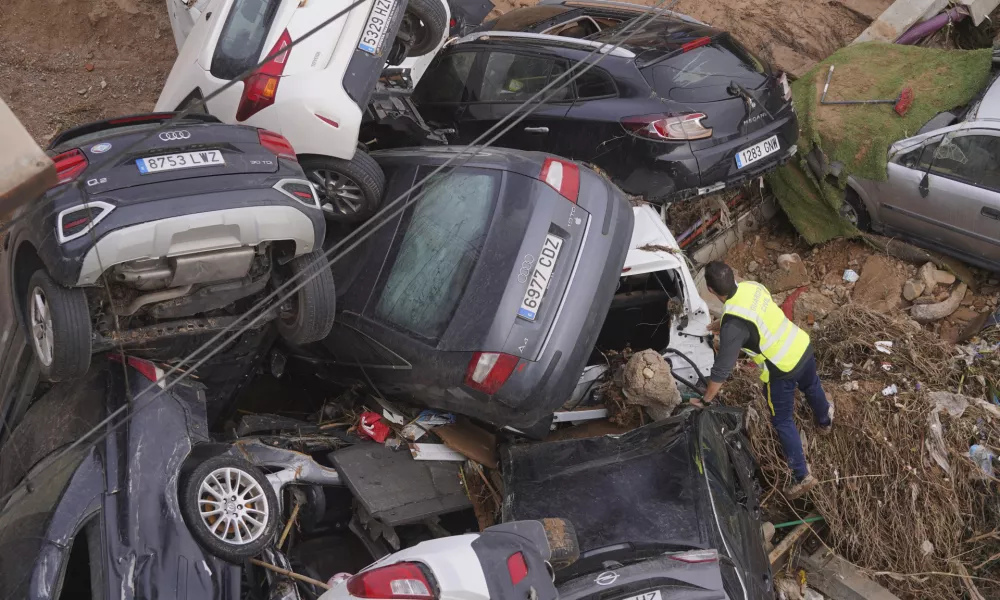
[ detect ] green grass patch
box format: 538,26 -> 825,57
770,42 -> 992,244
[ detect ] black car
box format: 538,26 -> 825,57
7,113 -> 336,382
370,8 -> 797,203
0,356 -> 363,599
290,146 -> 634,431
503,406 -> 773,600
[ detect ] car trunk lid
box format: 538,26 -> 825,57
58,120 -> 281,194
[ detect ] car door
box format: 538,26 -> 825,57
559,63 -> 621,163
878,132 -> 981,260
411,49 -> 482,143
461,49 -> 574,152
166,0 -> 215,51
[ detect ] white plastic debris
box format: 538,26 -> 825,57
882,384 -> 898,396
843,269 -> 859,283
875,341 -> 893,354
842,381 -> 859,391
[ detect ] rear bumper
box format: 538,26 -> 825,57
492,176 -> 635,428
36,184 -> 325,287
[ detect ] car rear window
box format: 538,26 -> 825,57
374,169 -> 500,342
211,0 -> 282,80
640,35 -> 768,103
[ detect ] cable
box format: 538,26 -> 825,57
0,0 -> 684,525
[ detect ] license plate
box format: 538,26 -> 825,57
518,234 -> 563,321
358,0 -> 397,55
622,592 -> 661,600
735,135 -> 780,169
136,150 -> 224,174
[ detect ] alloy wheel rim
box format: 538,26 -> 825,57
308,169 -> 364,216
198,467 -> 269,545
30,287 -> 54,366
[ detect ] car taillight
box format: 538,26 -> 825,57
539,157 -> 579,203
258,129 -> 297,161
108,354 -> 164,386
236,29 -> 292,122
507,552 -> 529,584
668,549 -> 718,563
465,352 -> 519,394
347,563 -> 436,600
681,36 -> 711,52
621,113 -> 713,141
52,149 -> 88,186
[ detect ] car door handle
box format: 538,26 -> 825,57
982,206 -> 1000,220
523,127 -> 549,133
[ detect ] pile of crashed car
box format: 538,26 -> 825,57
0,0 -> 802,598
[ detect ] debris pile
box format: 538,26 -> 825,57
724,305 -> 1000,600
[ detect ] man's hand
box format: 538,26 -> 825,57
701,380 -> 724,405
708,318 -> 722,334
689,398 -> 705,408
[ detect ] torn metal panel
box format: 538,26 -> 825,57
233,439 -> 344,512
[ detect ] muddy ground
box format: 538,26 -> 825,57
2,0 -> 890,144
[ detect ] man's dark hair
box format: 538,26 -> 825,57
705,261 -> 738,297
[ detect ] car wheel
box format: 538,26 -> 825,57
275,250 -> 336,346
839,188 -> 871,231
180,455 -> 279,564
401,0 -> 448,57
302,153 -> 385,223
26,269 -> 91,382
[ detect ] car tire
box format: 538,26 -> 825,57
839,188 -> 871,231
275,250 -> 336,346
302,153 -> 385,223
26,269 -> 91,382
180,455 -> 279,564
402,0 -> 448,57
541,518 -> 581,570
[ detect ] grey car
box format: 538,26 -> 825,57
291,146 -> 634,431
841,75 -> 1000,272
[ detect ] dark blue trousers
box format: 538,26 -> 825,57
763,355 -> 831,482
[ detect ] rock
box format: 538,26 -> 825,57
935,291 -> 950,302
767,253 -> 810,292
621,349 -> 682,421
76,88 -> 87,95
853,255 -> 905,311
762,522 -> 776,545
902,279 -> 925,302
747,260 -> 759,273
912,283 -> 967,323
960,289 -> 974,306
940,321 -> 961,344
913,296 -> 936,305
933,270 -> 956,285
919,262 -> 937,291
794,291 -> 837,326
764,240 -> 785,252
952,307 -> 979,321
100,80 -> 107,90
84,63 -> 95,72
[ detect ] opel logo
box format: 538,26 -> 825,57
595,572 -> 618,586
517,254 -> 535,284
159,130 -> 191,141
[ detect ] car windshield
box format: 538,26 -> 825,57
640,35 -> 768,103
373,169 -> 500,342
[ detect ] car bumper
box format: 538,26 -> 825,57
37,180 -> 326,287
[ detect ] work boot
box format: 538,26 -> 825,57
816,403 -> 835,436
785,473 -> 818,500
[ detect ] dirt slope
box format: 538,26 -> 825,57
0,0 -> 177,143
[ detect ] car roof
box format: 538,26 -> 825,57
452,31 -> 637,58
370,146 -> 556,179
972,74 -> 1000,121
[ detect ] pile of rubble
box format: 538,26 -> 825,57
720,227 -> 1000,600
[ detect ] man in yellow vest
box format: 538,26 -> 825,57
694,261 -> 834,499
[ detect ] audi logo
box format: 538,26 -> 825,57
517,254 -> 535,283
159,130 -> 191,141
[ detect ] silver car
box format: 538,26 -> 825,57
841,74 -> 1000,272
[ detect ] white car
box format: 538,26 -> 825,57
158,0 -> 448,222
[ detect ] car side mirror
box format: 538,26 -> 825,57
919,172 -> 929,198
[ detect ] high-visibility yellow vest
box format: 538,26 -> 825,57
722,281 -> 810,383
